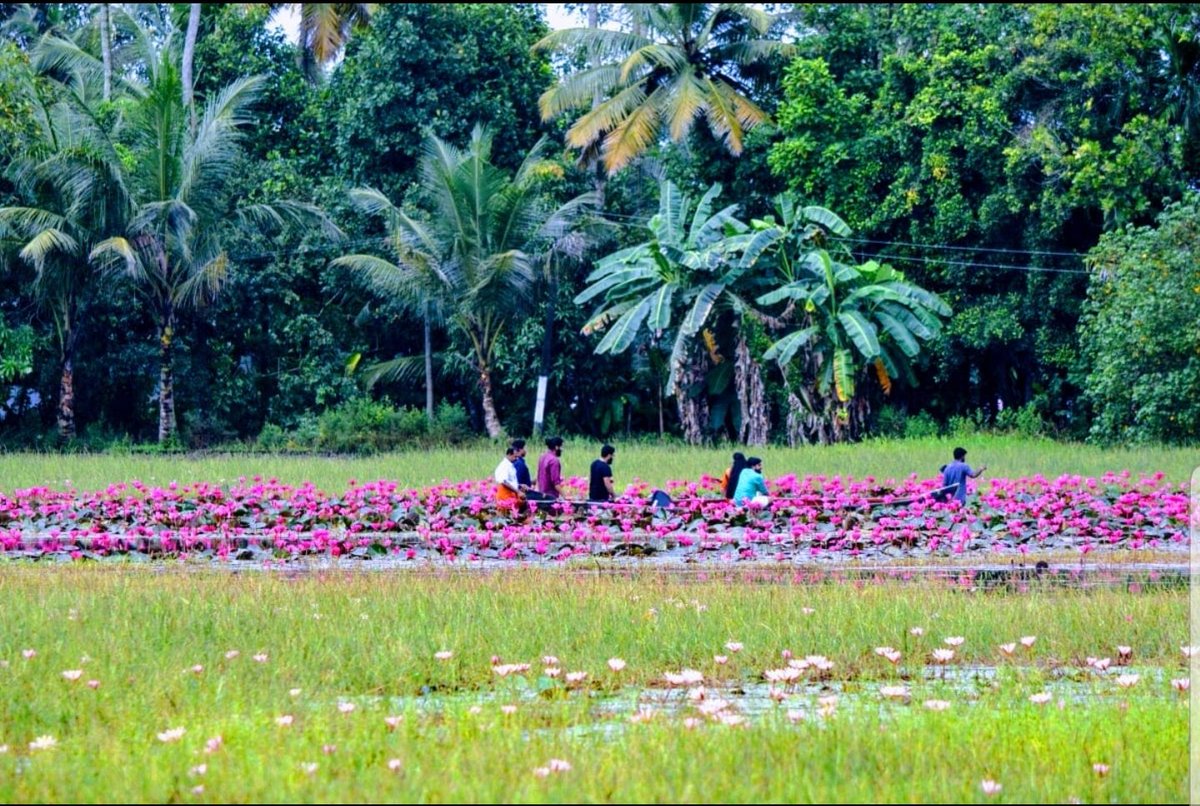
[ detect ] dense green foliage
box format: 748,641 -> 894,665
768,4 -> 1199,434
1076,195 -> 1200,445
0,3 -> 1195,449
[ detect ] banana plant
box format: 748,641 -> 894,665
574,180 -> 751,397
757,250 -> 951,405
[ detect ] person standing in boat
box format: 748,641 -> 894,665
937,447 -> 987,504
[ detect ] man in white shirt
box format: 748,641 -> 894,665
493,445 -> 525,507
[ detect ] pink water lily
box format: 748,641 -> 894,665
981,780 -> 1002,795
1093,763 -> 1110,776
0,471 -> 1184,563
664,669 -> 704,686
61,669 -> 82,681
607,658 -> 626,672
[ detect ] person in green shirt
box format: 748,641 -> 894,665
733,456 -> 769,506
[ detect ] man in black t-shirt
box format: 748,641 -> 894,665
589,444 -> 616,502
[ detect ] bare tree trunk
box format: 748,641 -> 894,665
734,332 -> 770,446
99,3 -> 111,101
158,304 -> 177,443
182,3 -> 201,131
673,341 -> 709,445
56,325 -> 77,440
423,302 -> 434,423
478,365 -> 502,439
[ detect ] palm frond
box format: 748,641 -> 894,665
175,250 -> 228,308
360,352 -> 440,389
708,38 -> 795,66
602,88 -> 665,173
90,236 -> 150,284
330,253 -> 408,295
178,75 -> 264,208
564,80 -> 649,150
538,64 -> 626,121
703,76 -> 745,155
666,67 -> 708,142
18,227 -> 80,270
618,42 -> 686,83
531,27 -> 648,59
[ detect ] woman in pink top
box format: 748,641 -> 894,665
536,436 -> 564,498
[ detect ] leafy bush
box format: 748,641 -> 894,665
875,405 -> 908,438
430,402 -> 471,445
903,411 -> 941,439
254,399 -> 474,454
995,403 -> 1047,438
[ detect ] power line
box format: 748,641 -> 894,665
831,235 -> 1087,260
839,248 -> 1091,276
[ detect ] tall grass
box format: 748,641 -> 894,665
0,568 -> 1186,803
1,435 -> 1195,493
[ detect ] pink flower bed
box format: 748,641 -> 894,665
0,471 -> 1188,561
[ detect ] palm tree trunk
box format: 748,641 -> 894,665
423,303 -> 434,423
587,3 -> 607,206
158,304 -> 177,443
182,3 -> 201,131
534,271 -> 555,435
478,365 -> 502,439
56,325 -> 77,440
99,3 -> 111,101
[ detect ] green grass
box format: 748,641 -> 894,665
0,568 -> 1188,803
1,435 -> 1196,493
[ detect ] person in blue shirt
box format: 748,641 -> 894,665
937,447 -> 987,504
510,439 -> 533,492
733,456 -> 769,505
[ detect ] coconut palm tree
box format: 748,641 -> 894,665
333,126 -> 596,438
332,188 -> 449,424
534,3 -> 793,173
0,38 -> 127,439
87,34 -> 334,443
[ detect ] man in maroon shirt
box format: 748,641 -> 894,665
536,436 -> 564,499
